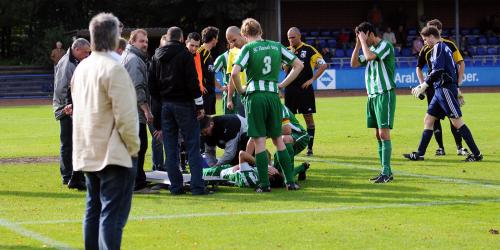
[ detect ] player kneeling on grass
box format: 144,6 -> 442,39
405,26 -> 482,162
203,150 -> 308,189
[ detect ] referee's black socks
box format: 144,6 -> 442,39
307,128 -> 315,151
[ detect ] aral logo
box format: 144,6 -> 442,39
317,69 -> 336,89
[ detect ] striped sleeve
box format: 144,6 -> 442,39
280,44 -> 296,65
214,53 -> 226,73
234,45 -> 250,70
372,40 -> 392,60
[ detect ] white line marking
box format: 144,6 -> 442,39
296,156 -> 500,189
0,217 -> 74,250
13,198 -> 500,226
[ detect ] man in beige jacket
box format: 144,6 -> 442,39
71,13 -> 140,250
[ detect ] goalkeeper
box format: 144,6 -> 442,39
416,19 -> 468,156
405,26 -> 482,162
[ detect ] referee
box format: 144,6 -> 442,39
285,27 -> 327,156
416,19 -> 467,156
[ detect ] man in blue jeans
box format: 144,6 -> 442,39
70,13 -> 140,249
149,26 -> 212,195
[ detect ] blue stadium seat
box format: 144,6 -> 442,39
310,30 -> 320,36
401,48 -> 412,57
467,37 -> 477,45
487,47 -> 497,55
346,48 -> 354,56
461,29 -> 470,35
467,47 -> 475,56
408,28 -> 417,36
488,37 -> 498,45
320,30 -> 331,37
476,46 -> 486,55
478,36 -> 487,45
334,49 -> 345,58
306,39 -> 314,46
472,28 -> 481,35
327,39 -> 337,47
301,31 -> 309,37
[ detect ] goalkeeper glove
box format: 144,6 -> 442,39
412,82 -> 429,98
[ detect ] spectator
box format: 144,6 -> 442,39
338,29 -> 350,50
71,13 -> 140,250
418,15 -> 427,30
53,38 -> 90,190
121,29 -> 156,194
115,37 -> 127,55
50,41 -> 65,67
383,27 -> 397,45
412,36 -> 424,56
149,26 -> 211,195
460,36 -> 471,58
321,47 -> 333,62
368,4 -> 383,33
395,25 -> 407,49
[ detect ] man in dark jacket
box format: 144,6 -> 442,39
52,38 -> 90,190
121,29 -> 157,194
149,26 -> 211,195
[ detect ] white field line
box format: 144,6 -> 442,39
0,218 -> 75,250
13,198 -> 500,226
296,156 -> 500,189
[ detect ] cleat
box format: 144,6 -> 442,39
298,162 -> 310,181
403,152 -> 424,161
464,153 -> 483,162
370,174 -> 394,181
286,183 -> 301,190
435,148 -> 446,156
67,179 -> 86,191
457,147 -> 469,156
373,174 -> 392,183
306,149 -> 313,156
255,185 -> 271,193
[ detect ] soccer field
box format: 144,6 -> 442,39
0,93 -> 499,249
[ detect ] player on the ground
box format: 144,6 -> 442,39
405,26 -> 483,162
285,27 -> 328,156
416,18 -> 468,156
231,18 -> 304,192
350,22 -> 396,183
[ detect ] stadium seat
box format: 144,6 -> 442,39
461,29 -> 470,36
476,46 -> 486,55
472,59 -> 483,67
334,49 -> 345,58
467,47 -> 475,56
478,36 -> 487,45
320,30 -> 331,37
306,39 -> 314,46
401,48 -> 412,57
472,28 -> 481,35
467,37 -> 477,46
488,37 -> 498,45
487,47 -> 497,55
301,31 -> 309,37
408,28 -> 417,36
346,48 -> 354,56
310,30 -> 319,36
327,39 -> 337,48
318,39 -> 327,48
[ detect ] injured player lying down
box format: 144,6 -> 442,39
203,150 -> 309,189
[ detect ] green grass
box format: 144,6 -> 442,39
1,93 -> 499,249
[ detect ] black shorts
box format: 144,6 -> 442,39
203,92 -> 216,115
284,86 -> 316,114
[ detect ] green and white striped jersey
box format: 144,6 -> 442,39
234,40 -> 296,94
282,104 -> 306,134
220,164 -> 258,187
358,40 -> 396,97
214,50 -> 229,85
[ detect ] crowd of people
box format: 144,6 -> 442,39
50,11 -> 485,248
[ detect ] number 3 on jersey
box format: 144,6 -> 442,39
262,56 -> 271,74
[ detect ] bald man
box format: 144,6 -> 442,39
285,27 -> 327,156
224,26 -> 247,117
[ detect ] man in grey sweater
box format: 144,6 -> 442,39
52,38 -> 90,190
121,29 -> 156,194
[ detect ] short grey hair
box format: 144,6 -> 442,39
166,27 -> 183,42
71,38 -> 90,50
89,13 -> 120,52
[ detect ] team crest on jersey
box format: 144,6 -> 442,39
208,64 -> 214,72
300,50 -> 307,58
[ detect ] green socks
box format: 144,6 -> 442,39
285,143 -> 294,167
255,151 -> 270,187
377,140 -> 382,166
381,140 -> 392,176
276,149 -> 295,184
